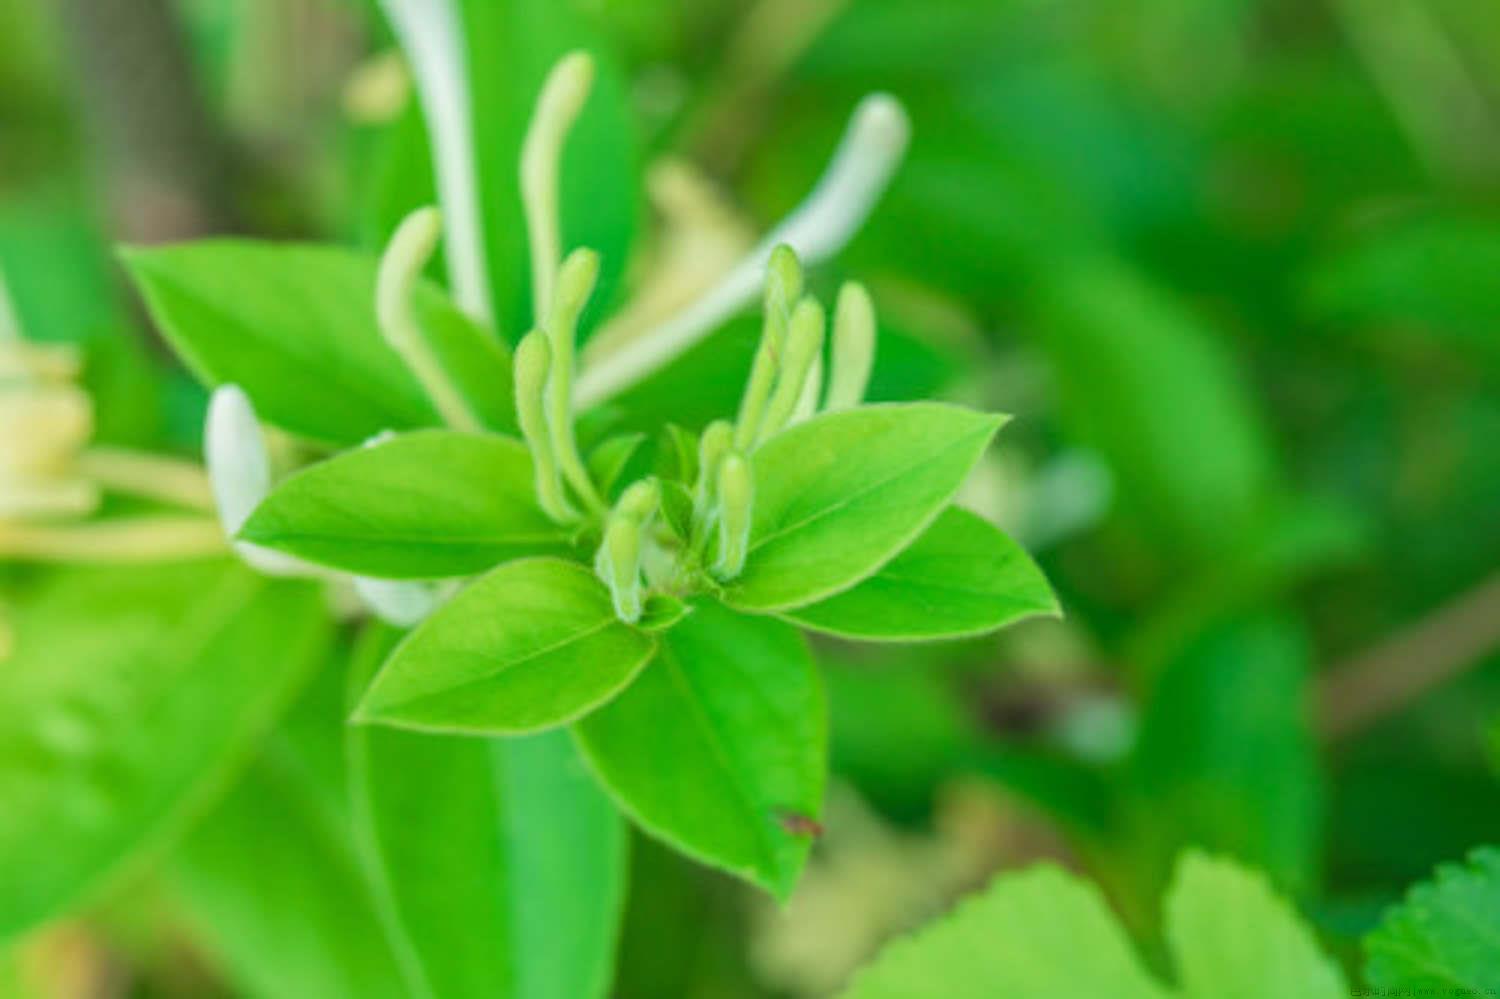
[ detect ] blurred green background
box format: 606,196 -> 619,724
3,0 -> 1499,994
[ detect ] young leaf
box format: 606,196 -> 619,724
724,403 -> 1004,612
0,564 -> 329,941
351,626 -> 626,999
841,864 -> 1169,999
1364,847 -> 1500,992
1165,851 -> 1347,999
356,558 -> 656,735
240,430 -> 568,579
782,506 -> 1057,640
172,662 -> 420,999
123,241 -> 513,444
574,600 -> 825,899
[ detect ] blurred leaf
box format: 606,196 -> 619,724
784,506 -> 1057,641
1304,216 -> 1500,369
123,241 -> 513,444
725,404 -> 1004,613
351,626 -> 626,999
575,601 -> 825,899
171,660 -> 417,999
1364,847 -> 1500,992
1032,258 -> 1277,560
841,863 -> 1170,999
843,851 -> 1344,998
0,564 -> 329,941
1128,613 -> 1323,897
241,431 -> 565,579
1166,852 -> 1346,998
357,558 -> 655,735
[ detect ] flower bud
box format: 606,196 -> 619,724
601,514 -> 645,623
825,281 -> 876,411
522,51 -> 595,313
714,452 -> 753,579
757,298 -> 825,443
513,332 -> 574,522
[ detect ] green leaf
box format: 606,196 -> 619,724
356,558 -> 656,735
587,432 -> 648,500
240,430 -> 567,579
122,241 -> 514,444
1165,851 -> 1347,999
1364,847 -> 1500,992
0,564 -> 329,941
657,480 -> 695,544
841,863 -> 1169,999
574,601 -> 825,899
351,627 -> 626,999
724,403 -> 1004,613
782,506 -> 1057,640
1128,613 -> 1323,898
172,660 -> 419,999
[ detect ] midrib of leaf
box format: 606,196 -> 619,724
751,423 -> 992,554
657,645 -> 782,884
256,526 -> 564,548
383,617 -> 619,711
141,264 -> 413,427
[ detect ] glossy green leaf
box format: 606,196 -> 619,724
724,403 -> 1003,612
0,564 -> 329,941
123,241 -> 513,444
1166,852 -> 1347,999
240,430 -> 566,579
783,506 -> 1057,640
1364,848 -> 1500,992
841,864 -> 1169,999
356,558 -> 655,735
351,627 -> 626,999
574,601 -> 825,899
172,660 -> 419,999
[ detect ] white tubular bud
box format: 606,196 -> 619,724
713,452 -> 752,580
376,206 -> 480,431
694,420 -> 734,506
204,385 -> 332,578
825,281 -> 876,411
791,351 -> 822,424
378,0 -> 491,321
521,51 -> 595,316
353,577 -> 442,628
513,332 -> 575,523
573,93 -> 909,408
757,298 -> 826,443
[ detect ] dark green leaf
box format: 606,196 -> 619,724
1364,848 -> 1500,992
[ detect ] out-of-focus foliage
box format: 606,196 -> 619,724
2,0 -> 1499,994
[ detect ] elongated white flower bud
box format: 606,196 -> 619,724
714,452 -> 753,579
376,207 -> 480,431
522,51 -> 595,316
757,298 -> 825,443
513,332 -> 575,523
825,281 -> 876,411
574,94 -> 909,407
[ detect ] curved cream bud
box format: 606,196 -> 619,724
575,93 -> 910,407
377,207 -> 481,431
825,281 -> 876,411
379,0 -> 491,321
204,385 -> 332,579
522,52 -> 595,317
713,452 -> 753,580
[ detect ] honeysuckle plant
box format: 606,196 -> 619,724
105,15 -> 1053,993
125,45 -> 1057,903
